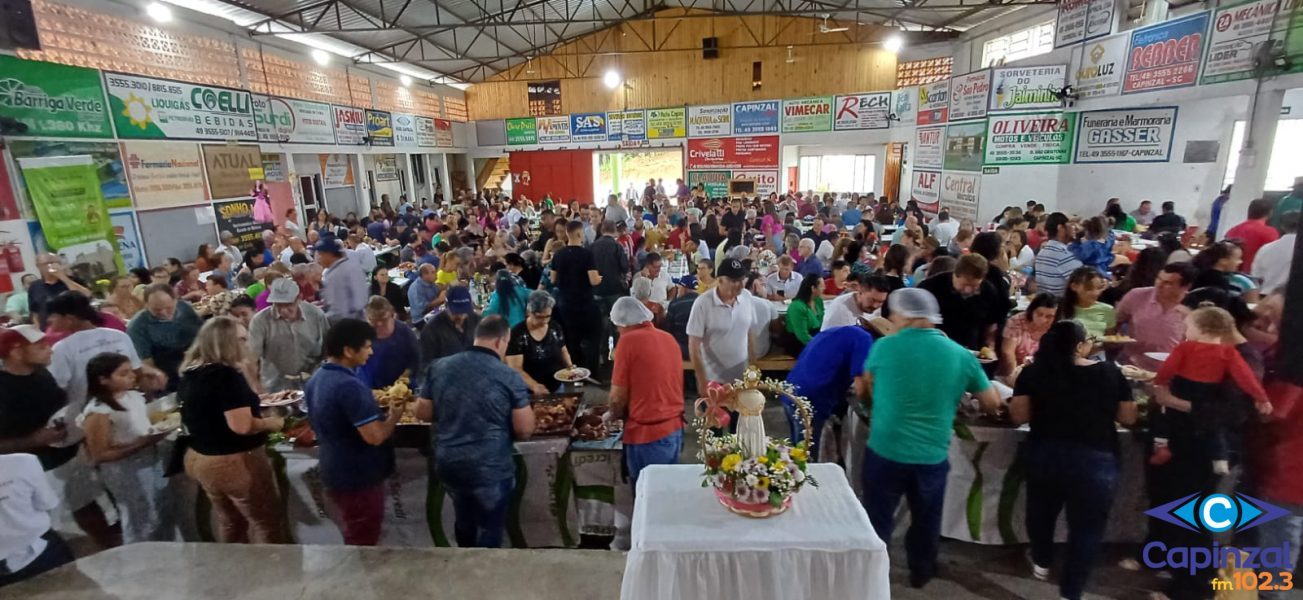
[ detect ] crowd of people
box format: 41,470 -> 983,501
1,180 -> 1299,600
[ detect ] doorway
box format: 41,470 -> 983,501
594,149 -> 684,206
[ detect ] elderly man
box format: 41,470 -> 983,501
917,254 -> 1004,352
249,278 -> 331,392
1032,212 -> 1083,296
408,264 -> 445,323
27,253 -> 90,329
317,237 -> 368,322
419,286 -> 480,372
609,297 -> 684,488
1116,262 -> 1195,371
765,255 -> 803,300
127,283 -> 203,391
686,258 -> 756,392
215,230 -> 244,268
861,288 -> 1000,589
823,274 -> 891,330
795,238 -> 823,279
358,296 -> 420,389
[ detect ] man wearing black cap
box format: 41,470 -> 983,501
317,236 -> 368,322
418,286 -> 481,372
686,257 -> 756,393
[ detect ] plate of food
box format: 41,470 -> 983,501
554,366 -> 592,383
149,412 -> 183,435
1119,364 -> 1156,382
972,347 -> 998,364
1097,335 -> 1137,345
1144,352 -> 1171,363
260,390 -> 304,407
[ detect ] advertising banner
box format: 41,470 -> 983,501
606,110 -> 644,141
19,155 -> 122,278
1074,106 -> 1178,163
1123,11 -> 1211,94
374,155 -> 400,182
688,170 -> 731,198
261,153 -> 287,182
948,71 -> 991,121
0,56 -> 112,138
1202,0 -> 1303,84
781,97 -> 833,132
570,112 -> 607,142
8,141 -> 131,210
416,116 -> 438,147
109,210 -> 145,270
918,80 -> 950,125
914,126 -> 945,170
536,116 -> 571,144
685,136 -> 780,170
1055,0 -> 1115,47
732,170 -> 780,196
688,104 -> 733,137
832,93 -> 891,130
506,117 -> 537,145
894,86 -> 918,127
104,73 -> 256,141
990,66 -> 1067,111
213,198 -> 265,254
434,119 -> 454,147
202,144 -> 262,200
366,109 -> 394,146
1074,33 -> 1129,99
646,107 -> 686,138
940,171 -> 981,222
732,100 -> 781,134
392,113 -> 419,147
252,95 -> 335,144
910,170 -> 942,214
984,112 -> 1075,165
944,121 -> 987,172
122,141 -> 206,209
332,106 -> 366,145
320,154 -> 355,186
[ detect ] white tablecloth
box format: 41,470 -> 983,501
620,464 -> 890,600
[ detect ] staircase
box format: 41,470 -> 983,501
476,157 -> 511,191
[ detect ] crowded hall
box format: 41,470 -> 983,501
1,0 -> 1303,599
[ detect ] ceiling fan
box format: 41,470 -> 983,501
818,14 -> 850,33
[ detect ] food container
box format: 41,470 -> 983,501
530,392 -> 581,436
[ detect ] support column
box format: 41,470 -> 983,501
403,153 -> 417,206
465,155 -> 478,195
423,153 -> 436,206
1225,89 -> 1285,239
440,153 -> 453,200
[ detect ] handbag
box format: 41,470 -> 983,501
164,434 -> 192,478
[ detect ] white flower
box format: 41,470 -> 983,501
794,468 -> 805,483
745,474 -> 758,487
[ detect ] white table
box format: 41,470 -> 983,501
620,464 -> 890,600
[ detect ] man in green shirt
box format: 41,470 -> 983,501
1269,177 -> 1302,232
861,287 -> 1000,589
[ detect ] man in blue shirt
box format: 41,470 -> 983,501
784,326 -> 874,460
416,316 -> 535,548
304,319 -> 404,546
407,264 -> 444,323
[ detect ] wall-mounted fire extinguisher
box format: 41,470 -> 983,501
1,237 -> 25,273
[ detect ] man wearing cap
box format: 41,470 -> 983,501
686,257 -> 756,392
418,286 -> 480,373
861,288 -> 1000,589
608,297 -> 684,488
215,230 -> 244,268
248,278 -> 331,393
317,236 -> 368,322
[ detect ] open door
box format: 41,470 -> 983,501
884,143 -> 904,203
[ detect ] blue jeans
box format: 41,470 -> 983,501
446,477 -> 515,548
1024,440 -> 1120,600
784,401 -> 830,462
861,448 -> 949,580
1255,500 -> 1303,600
625,429 -> 683,491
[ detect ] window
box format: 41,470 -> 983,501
1223,119 -> 1303,191
798,154 -> 876,193
981,21 -> 1056,67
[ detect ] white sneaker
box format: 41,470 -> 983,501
1028,553 -> 1050,581
1212,460 -> 1230,475
1118,558 -> 1141,571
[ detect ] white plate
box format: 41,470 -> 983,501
1144,352 -> 1171,362
554,367 -> 592,383
261,391 -> 304,407
149,418 -> 182,435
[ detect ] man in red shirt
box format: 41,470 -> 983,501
1222,198 -> 1280,273
608,297 -> 684,489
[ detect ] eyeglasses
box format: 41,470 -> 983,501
534,312 -> 553,319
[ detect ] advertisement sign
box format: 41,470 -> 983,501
606,110 -> 644,141
392,113 -> 419,147
0,56 -> 112,138
332,106 -> 365,145
1074,33 -> 1129,99
944,121 -> 988,172
319,154 -> 355,186
434,119 -> 454,147
646,107 -> 686,138
984,112 -> 1075,165
894,86 -> 918,127
910,170 -> 942,213
685,135 -> 780,170
918,80 -> 950,125
109,211 -> 145,270
122,141 -> 206,209
506,117 -> 537,145
202,144 -> 262,200
1202,0 -> 1301,84
1123,12 -> 1211,94
688,104 -> 733,137
8,141 -> 131,210
1074,106 -> 1178,163
948,71 -> 992,121
914,126 -> 945,170
732,101 -> 781,134
570,112 -> 607,142
374,155 -> 400,182
940,171 -> 981,221
990,65 -> 1067,111
19,155 -> 122,278
1055,0 -> 1115,47
833,93 -> 891,130
731,170 -> 780,196
416,116 -> 437,147
366,110 -> 394,146
252,95 -> 335,144
688,170 -> 731,198
781,97 -> 833,132
104,72 -> 255,141
535,115 -> 571,144
213,198 -> 265,254
261,153 -> 287,182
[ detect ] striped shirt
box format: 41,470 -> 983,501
1033,240 -> 1083,297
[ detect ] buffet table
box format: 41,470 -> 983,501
620,464 -> 890,600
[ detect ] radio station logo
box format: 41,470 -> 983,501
1142,491 -> 1296,589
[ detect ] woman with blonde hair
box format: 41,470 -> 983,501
177,316 -> 286,543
